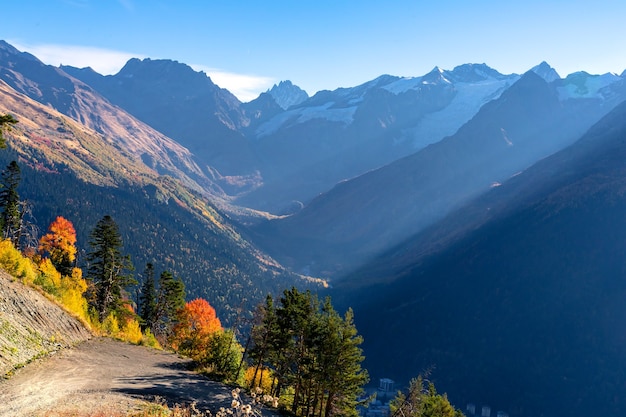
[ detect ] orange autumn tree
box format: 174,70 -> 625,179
171,298 -> 222,361
39,216 -> 77,276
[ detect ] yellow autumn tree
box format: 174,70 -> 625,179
0,238 -> 37,284
35,257 -> 62,295
245,366 -> 275,393
59,267 -> 89,321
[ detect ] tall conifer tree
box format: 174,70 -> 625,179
0,161 -> 22,246
153,270 -> 185,337
86,215 -> 135,320
139,262 -> 157,330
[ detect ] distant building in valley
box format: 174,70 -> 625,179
379,378 -> 395,393
465,404 -> 509,417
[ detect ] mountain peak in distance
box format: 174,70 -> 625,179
420,66 -> 450,84
531,61 -> 561,82
445,63 -> 506,82
117,57 -> 203,81
0,39 -> 43,65
266,80 -> 309,109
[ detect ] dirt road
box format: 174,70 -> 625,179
0,337 -> 239,416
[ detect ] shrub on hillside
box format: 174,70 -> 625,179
0,239 -> 37,283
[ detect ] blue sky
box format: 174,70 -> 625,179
3,0 -> 626,101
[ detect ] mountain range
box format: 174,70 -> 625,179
63,55 -> 527,213
2,39 -> 626,417
254,68 -> 626,276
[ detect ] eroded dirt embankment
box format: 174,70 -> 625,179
0,271 -> 92,377
0,272 -> 266,417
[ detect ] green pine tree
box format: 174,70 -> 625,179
86,215 -> 135,321
248,294 -> 279,389
139,263 -> 157,331
249,288 -> 369,417
0,161 -> 22,246
317,302 -> 369,417
153,270 -> 185,338
0,114 -> 17,149
390,375 -> 464,417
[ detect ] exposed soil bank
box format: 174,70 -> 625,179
0,337 -> 238,416
0,272 -> 91,378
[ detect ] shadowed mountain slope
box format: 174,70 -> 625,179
237,65 -> 520,212
336,98 -> 626,417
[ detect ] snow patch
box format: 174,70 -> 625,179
381,77 -> 422,94
557,72 -> 622,100
406,77 -> 519,149
383,71 -> 452,94
256,102 -> 357,137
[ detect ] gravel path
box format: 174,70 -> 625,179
0,337 -> 238,416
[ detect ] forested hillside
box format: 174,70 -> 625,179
0,147 -> 316,323
0,80 -> 321,325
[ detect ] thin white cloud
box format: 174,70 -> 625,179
192,65 -> 275,102
9,41 -> 142,75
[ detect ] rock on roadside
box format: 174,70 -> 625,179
0,270 -> 92,376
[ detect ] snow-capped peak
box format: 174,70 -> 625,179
444,63 -> 505,83
531,61 -> 561,83
267,80 -> 309,110
421,66 -> 451,85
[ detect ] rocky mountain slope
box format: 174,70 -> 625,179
265,80 -> 309,110
57,40 -> 626,222
0,274 -> 244,417
62,58 -> 260,182
0,271 -> 91,377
